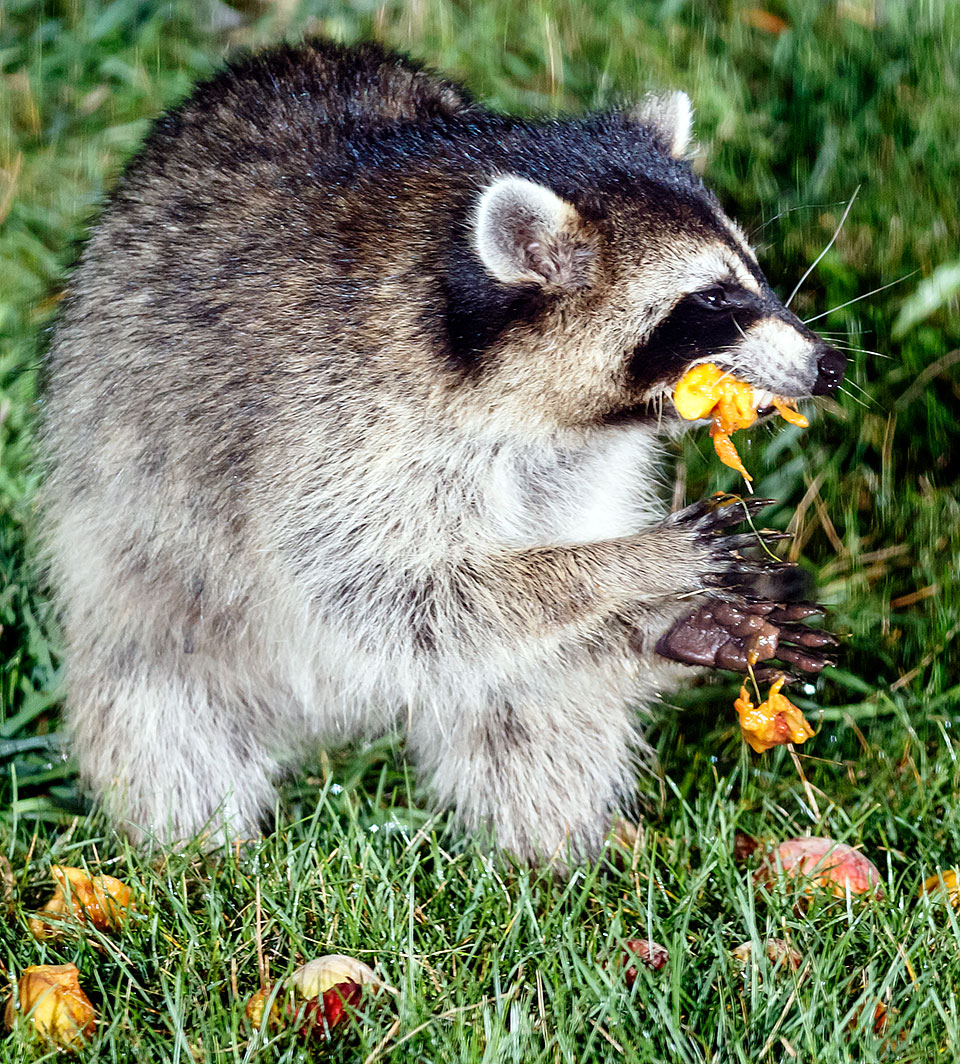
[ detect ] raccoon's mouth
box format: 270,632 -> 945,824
607,378 -> 802,428
663,378 -> 792,420
657,370 -> 806,426
752,388 -> 782,418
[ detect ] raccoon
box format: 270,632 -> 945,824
39,39 -> 844,863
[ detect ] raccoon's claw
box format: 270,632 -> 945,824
670,496 -> 776,536
767,603 -> 824,623
752,665 -> 794,685
776,623 -> 839,649
700,512 -> 813,602
707,559 -> 810,602
774,644 -> 837,674
655,598 -> 839,678
700,495 -> 777,533
723,530 -> 793,553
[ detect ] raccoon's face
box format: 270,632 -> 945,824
464,93 -> 845,433
605,214 -> 847,426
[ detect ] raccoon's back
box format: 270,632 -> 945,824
116,39 -> 476,193
42,41 -> 476,476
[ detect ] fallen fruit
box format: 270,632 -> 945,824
735,677 -> 814,753
918,868 -> 960,907
732,939 -> 802,972
758,836 -> 882,898
622,939 -> 669,984
673,362 -> 808,483
299,981 -> 363,1039
245,987 -> 282,1029
289,954 -> 380,998
29,865 -> 133,939
245,953 -> 390,1039
4,963 -> 96,1049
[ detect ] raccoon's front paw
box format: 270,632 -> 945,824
658,495 -> 838,678
655,599 -> 839,680
666,495 -> 808,602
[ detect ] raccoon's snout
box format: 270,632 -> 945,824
811,345 -> 847,396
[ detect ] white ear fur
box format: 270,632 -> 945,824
634,90 -> 694,158
473,176 -> 594,288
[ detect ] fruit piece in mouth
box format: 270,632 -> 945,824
673,363 -> 808,483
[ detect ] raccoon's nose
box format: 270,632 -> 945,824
811,346 -> 847,395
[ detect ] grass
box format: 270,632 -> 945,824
2,0 -> 960,1059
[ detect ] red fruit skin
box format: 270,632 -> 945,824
624,939 -> 669,984
298,980 -> 362,1038
766,837 -> 882,897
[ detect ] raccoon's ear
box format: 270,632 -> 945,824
632,90 -> 694,158
473,176 -> 596,289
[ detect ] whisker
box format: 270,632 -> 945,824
811,331 -> 893,359
843,347 -> 892,360
843,379 -> 877,406
803,271 -> 919,325
818,337 -> 892,359
843,374 -> 872,395
837,384 -> 870,408
785,186 -> 860,308
749,199 -> 853,239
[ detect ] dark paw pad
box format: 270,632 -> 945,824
656,599 -> 839,677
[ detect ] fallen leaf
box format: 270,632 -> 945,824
622,939 -> 669,984
4,963 -> 96,1049
733,833 -> 762,864
0,855 -> 13,916
848,998 -> 893,1037
837,0 -> 878,27
732,939 -> 802,972
918,868 -> 960,907
29,865 -> 133,939
741,8 -> 790,35
610,818 -> 640,852
892,260 -> 960,338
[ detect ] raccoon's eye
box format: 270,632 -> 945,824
692,285 -> 737,311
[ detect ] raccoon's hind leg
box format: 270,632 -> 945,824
408,666 -> 645,866
66,649 -> 280,846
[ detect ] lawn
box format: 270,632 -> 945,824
2,0 -> 960,1059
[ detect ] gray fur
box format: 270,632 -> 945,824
38,40 -> 841,865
